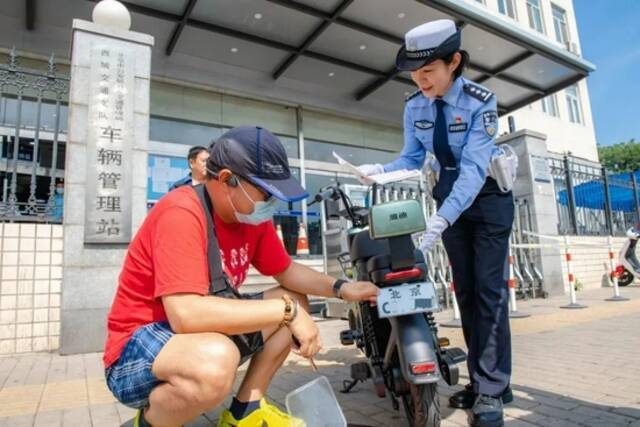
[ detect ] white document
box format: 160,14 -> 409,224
332,151 -> 421,185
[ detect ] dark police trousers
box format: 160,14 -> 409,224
439,178 -> 514,397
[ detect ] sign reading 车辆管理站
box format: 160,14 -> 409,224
84,45 -> 134,243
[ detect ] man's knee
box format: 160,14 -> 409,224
191,363 -> 235,407
172,335 -> 239,409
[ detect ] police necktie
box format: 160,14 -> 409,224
432,99 -> 458,201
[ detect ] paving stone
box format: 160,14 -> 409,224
62,406 -> 91,427
0,287 -> 640,426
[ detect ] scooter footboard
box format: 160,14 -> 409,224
388,314 -> 440,385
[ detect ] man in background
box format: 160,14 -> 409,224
170,145 -> 209,190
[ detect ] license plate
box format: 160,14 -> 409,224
376,281 -> 438,319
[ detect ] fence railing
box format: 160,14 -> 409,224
0,48 -> 68,223
549,155 -> 640,236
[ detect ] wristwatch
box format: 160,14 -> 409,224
281,294 -> 298,327
333,279 -> 348,299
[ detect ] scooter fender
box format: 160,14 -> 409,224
388,314 -> 440,385
620,236 -> 640,275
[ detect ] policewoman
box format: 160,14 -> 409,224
359,20 -> 514,427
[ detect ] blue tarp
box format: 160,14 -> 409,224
558,171 -> 640,211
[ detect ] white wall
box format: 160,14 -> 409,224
560,236 -> 628,291
0,223 -> 63,354
500,79 -> 598,161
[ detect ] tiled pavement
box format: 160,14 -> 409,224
1,286 -> 639,426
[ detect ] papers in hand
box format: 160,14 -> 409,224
332,151 -> 421,185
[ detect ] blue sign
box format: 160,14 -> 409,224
147,154 -> 190,202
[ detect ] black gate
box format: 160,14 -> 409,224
0,48 -> 69,222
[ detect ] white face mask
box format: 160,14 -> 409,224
228,181 -> 277,225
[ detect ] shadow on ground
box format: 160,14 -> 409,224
119,346 -> 640,427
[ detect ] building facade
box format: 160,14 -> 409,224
466,0 -> 598,161
0,0 -> 598,253
0,0 -> 603,355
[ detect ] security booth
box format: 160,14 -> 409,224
0,0 -> 596,355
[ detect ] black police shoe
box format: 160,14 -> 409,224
449,383 -> 513,409
471,394 -> 504,427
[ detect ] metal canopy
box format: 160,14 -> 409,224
82,0 -> 594,117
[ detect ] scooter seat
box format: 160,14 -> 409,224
367,250 -> 425,272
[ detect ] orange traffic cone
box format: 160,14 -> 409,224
296,222 -> 309,256
276,224 -> 285,247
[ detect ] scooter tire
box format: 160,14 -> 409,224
618,270 -> 634,287
402,383 -> 440,427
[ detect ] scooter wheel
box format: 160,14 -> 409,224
618,270 -> 634,287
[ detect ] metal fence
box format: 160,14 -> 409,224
549,155 -> 640,236
0,49 -> 68,223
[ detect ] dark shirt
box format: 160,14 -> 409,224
169,173 -> 193,191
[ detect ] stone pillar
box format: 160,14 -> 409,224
497,129 -> 565,296
61,2 -> 153,354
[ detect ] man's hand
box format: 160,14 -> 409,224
287,307 -> 322,358
419,214 -> 449,253
340,281 -> 379,303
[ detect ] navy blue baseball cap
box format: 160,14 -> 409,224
208,126 -> 309,202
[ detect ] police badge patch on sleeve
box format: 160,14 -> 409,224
482,111 -> 498,137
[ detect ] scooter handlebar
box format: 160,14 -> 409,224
315,188 -> 336,202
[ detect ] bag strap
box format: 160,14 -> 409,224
192,184 -> 228,294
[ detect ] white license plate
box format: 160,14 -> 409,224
376,281 -> 438,319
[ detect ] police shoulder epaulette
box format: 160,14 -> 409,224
463,83 -> 493,103
405,90 -> 421,102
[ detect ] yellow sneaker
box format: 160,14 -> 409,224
133,409 -> 148,427
217,398 -> 306,427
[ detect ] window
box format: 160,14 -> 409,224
149,117 -> 299,158
304,139 -> 396,165
150,117 -> 225,147
304,172 -> 360,255
277,135 -> 300,158
272,167 -> 303,256
551,3 -> 570,45
526,0 -> 545,33
565,85 -> 583,124
498,0 -> 517,19
0,97 -> 69,132
540,94 -> 559,117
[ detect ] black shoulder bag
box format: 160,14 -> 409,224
192,184 -> 264,361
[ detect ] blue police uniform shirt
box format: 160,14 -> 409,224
170,173 -> 193,191
383,76 -> 499,225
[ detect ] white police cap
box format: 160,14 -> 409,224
396,19 -> 461,71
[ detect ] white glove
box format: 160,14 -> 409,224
356,164 -> 384,184
419,214 -> 449,253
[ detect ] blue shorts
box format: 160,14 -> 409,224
105,321 -> 174,409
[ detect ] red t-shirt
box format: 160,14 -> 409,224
103,186 -> 291,368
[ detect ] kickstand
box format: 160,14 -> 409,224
389,393 -> 399,411
341,378 -> 362,394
